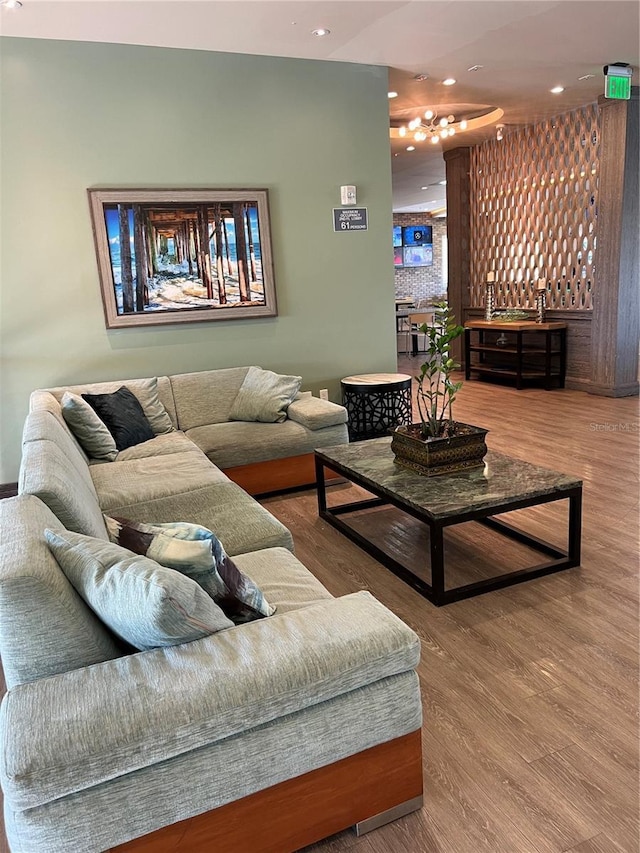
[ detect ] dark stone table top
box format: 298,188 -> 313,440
316,437 -> 582,521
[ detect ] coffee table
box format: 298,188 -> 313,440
315,437 -> 582,606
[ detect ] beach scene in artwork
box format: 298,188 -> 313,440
104,201 -> 266,315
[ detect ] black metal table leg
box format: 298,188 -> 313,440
568,486 -> 582,566
429,524 -> 445,605
315,456 -> 327,515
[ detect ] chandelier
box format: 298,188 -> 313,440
398,109 -> 469,145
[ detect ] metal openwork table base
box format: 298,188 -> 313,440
340,374 -> 412,442
315,438 -> 582,606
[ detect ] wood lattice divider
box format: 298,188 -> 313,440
470,103 -> 599,311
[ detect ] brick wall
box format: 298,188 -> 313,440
393,214 -> 447,303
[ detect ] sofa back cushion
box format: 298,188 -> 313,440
229,367 -> 302,423
19,411 -> 108,540
0,496 -> 123,688
41,376 -> 177,431
30,389 -> 80,436
21,409 -> 97,492
170,367 -> 251,429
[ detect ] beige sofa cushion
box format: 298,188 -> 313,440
170,367 -> 250,430
114,431 -> 198,462
287,396 -> 348,430
1,591 -> 420,811
234,547 -> 334,615
100,479 -> 294,558
19,411 -> 108,540
186,420 -> 348,469
90,450 -> 229,512
0,496 -> 123,689
229,367 -> 302,423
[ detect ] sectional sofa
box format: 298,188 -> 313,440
0,367 -> 423,853
34,365 -> 351,497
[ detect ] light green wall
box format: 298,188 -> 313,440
0,38 -> 396,481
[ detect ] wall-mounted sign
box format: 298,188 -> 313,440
333,207 -> 368,232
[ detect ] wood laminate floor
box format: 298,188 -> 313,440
1,363 -> 638,852
268,361 -> 639,853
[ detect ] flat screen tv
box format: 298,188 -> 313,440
403,245 -> 433,267
402,225 -> 433,246
393,247 -> 404,268
392,225 -> 403,247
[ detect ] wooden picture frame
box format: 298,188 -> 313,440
87,188 -> 277,328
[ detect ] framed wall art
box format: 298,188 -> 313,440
87,188 -> 277,328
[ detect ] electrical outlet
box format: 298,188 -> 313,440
319,388 -> 329,400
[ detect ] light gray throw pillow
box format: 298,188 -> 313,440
60,392 -> 118,461
229,366 -> 302,423
45,528 -> 234,650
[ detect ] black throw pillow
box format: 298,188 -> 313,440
82,386 -> 155,451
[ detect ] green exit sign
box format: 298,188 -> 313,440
604,65 -> 632,99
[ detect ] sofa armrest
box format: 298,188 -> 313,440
287,396 -> 347,430
1,591 -> 420,809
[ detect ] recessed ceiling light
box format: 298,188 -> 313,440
311,28 -> 330,37
442,78 -> 456,86
421,186 -> 428,190
388,91 -> 398,99
0,0 -> 23,8
550,85 -> 564,94
406,146 -> 415,151
439,180 -> 447,185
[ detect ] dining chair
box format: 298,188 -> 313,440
407,311 -> 434,355
396,311 -> 413,354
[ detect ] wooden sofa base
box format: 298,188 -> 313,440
108,730 -> 423,853
224,452 -> 336,496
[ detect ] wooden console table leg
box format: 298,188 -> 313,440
559,328 -> 567,388
545,329 -> 553,390
516,330 -> 524,390
464,328 -> 471,380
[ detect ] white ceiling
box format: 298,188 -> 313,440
1,0 -> 638,212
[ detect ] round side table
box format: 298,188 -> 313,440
340,373 -> 412,442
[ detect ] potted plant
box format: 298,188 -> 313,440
391,302 -> 488,476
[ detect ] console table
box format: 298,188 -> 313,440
341,373 -> 412,442
464,320 -> 567,390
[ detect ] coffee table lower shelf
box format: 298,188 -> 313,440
315,456 -> 582,607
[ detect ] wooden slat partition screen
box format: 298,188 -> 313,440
469,103 -> 599,312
